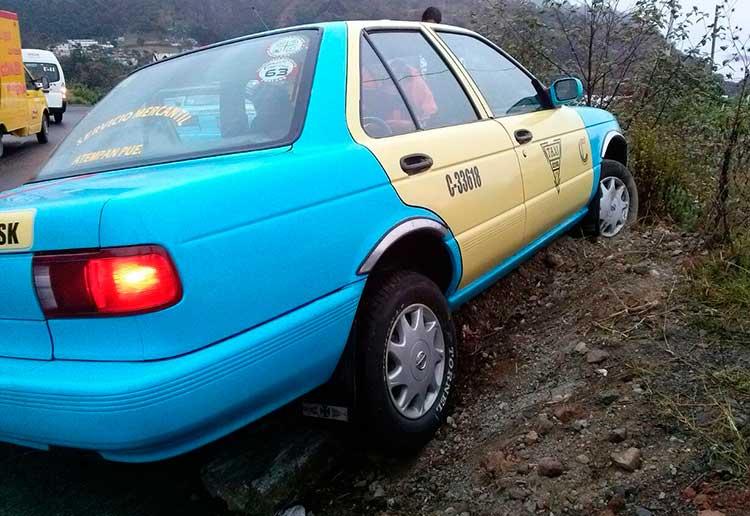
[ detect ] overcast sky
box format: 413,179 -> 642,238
624,0 -> 749,79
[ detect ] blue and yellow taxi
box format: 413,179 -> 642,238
0,21 -> 636,462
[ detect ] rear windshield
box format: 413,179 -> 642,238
36,30 -> 320,181
25,62 -> 61,83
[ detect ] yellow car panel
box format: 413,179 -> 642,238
498,108 -> 593,243
346,22 -> 527,287
0,11 -> 47,138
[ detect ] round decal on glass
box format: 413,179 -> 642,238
258,58 -> 297,83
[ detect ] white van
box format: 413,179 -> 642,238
22,49 -> 66,123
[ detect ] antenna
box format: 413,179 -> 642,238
251,5 -> 270,31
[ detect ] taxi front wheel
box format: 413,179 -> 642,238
582,159 -> 639,238
357,271 -> 457,451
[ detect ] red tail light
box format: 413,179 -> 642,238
33,246 -> 182,317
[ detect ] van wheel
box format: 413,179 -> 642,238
37,115 -> 50,144
358,271 -> 457,451
53,112 -> 63,124
0,135 -> 4,158
581,159 -> 638,238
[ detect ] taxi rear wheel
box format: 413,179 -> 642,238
37,115 -> 50,144
358,271 -> 457,451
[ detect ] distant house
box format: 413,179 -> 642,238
52,42 -> 72,57
152,52 -> 178,62
68,39 -> 99,49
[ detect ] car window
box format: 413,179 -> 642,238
360,39 -> 417,138
24,69 -> 35,90
36,30 -> 319,182
24,62 -> 60,83
367,31 -> 478,131
438,32 -> 544,117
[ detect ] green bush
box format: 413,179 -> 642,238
66,84 -> 104,105
691,237 -> 750,324
627,120 -> 704,229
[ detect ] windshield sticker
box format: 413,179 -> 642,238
71,144 -> 144,166
267,36 -> 307,57
258,58 -> 297,83
76,106 -> 193,146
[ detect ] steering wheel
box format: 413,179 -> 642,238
362,117 -> 393,138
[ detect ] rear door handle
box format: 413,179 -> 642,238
400,153 -> 434,175
514,129 -> 533,145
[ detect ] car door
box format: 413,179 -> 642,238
434,30 -> 594,245
346,23 -> 526,288
23,68 -> 42,132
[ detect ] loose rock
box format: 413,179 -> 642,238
635,507 -> 653,516
537,457 -> 564,477
536,414 -> 555,435
598,390 -> 620,406
276,506 -> 307,516
586,349 -> 610,364
571,419 -> 589,432
553,405 -> 579,423
575,454 -> 590,465
607,427 -> 628,443
545,252 -> 564,269
574,342 -> 589,354
611,447 -> 642,472
525,431 -> 539,445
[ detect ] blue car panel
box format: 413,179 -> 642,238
0,21 -> 626,461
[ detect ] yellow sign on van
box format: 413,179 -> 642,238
0,209 -> 35,251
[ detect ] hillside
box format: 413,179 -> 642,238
1,0 -> 478,47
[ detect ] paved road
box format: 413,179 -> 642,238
0,105 -> 90,193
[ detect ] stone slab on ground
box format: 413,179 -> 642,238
201,421 -> 345,515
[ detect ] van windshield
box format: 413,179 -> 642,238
24,62 -> 60,83
35,30 -> 319,182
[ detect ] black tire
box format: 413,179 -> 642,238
0,135 -> 4,158
581,159 -> 639,237
358,271 -> 457,452
53,112 -> 63,124
36,115 -> 49,144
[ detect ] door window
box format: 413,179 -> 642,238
366,31 -> 478,132
360,39 -> 417,138
24,70 -> 35,90
438,32 -> 544,117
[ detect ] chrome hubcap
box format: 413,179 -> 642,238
386,304 -> 445,419
599,176 -> 630,237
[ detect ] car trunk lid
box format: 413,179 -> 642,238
0,174 -> 116,359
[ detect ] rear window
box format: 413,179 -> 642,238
25,62 -> 61,83
36,30 -> 320,182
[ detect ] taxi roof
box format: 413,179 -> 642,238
135,20 -> 476,75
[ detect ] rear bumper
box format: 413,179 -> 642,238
0,281 -> 363,462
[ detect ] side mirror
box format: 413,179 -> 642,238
549,77 -> 583,106
35,76 -> 50,91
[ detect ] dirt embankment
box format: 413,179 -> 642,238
309,226 -> 750,516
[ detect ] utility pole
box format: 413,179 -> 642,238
709,3 -> 722,71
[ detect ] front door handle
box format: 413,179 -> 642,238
514,129 -> 533,145
400,153 -> 434,175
